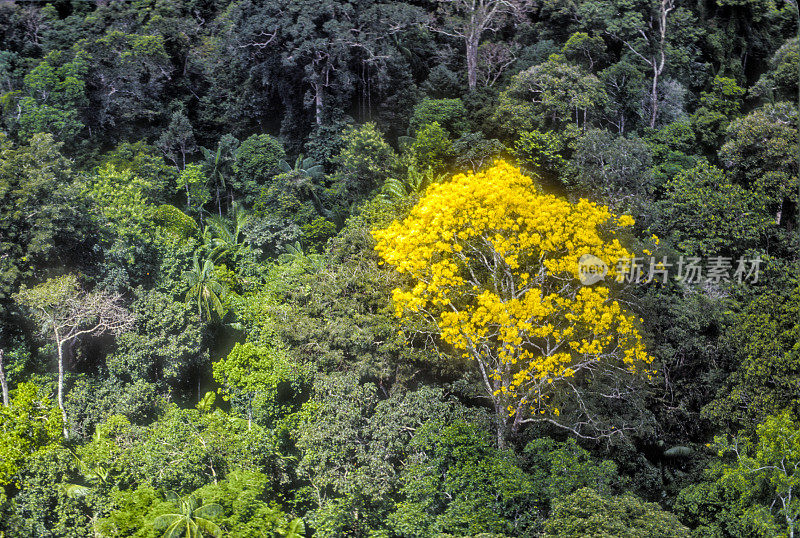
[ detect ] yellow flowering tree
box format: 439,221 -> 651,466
373,161 -> 653,445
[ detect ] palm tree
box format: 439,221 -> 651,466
278,154 -> 324,180
60,447 -> 112,531
381,164 -> 440,201
201,135 -> 238,216
205,202 -> 250,261
152,492 -> 223,538
275,517 -> 306,538
201,145 -> 227,217
277,241 -> 325,271
200,225 -> 215,251
182,255 -> 227,321
62,456 -> 108,499
276,241 -> 305,264
278,155 -> 331,219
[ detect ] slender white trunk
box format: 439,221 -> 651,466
466,35 -> 480,90
649,65 -> 659,128
313,80 -> 323,126
55,334 -> 68,439
0,349 -> 9,408
495,402 -> 508,449
650,0 -> 672,128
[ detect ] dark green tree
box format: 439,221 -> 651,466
719,103 -> 798,229
408,98 -> 469,136
544,487 -> 688,537
232,134 -> 285,207
331,122 -> 398,201
655,161 -> 772,257
0,133 -> 94,312
16,49 -> 89,142
157,110 -> 197,170
494,55 -> 606,134
703,285 -> 800,431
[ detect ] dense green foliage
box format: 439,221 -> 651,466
0,0 -> 797,536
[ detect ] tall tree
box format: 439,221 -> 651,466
229,0 -> 421,137
14,275 -> 133,438
15,49 -> 89,142
232,133 -> 284,206
617,0 -> 675,128
428,0 -> 532,90
0,133 -> 93,322
678,411 -> 800,537
82,30 -> 173,135
158,110 -> 197,170
559,0 -> 701,128
0,382 -> 63,486
201,134 -> 239,216
720,103 -> 798,228
373,161 -> 654,446
493,55 -> 606,134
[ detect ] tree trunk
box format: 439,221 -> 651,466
494,401 -> 509,449
466,35 -> 480,90
56,337 -> 69,439
650,0 -> 672,128
649,65 -> 659,129
313,80 -> 323,126
0,349 -> 9,408
247,397 -> 252,431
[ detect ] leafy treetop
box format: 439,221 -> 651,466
373,161 -> 653,444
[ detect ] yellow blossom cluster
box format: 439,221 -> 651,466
373,160 -> 654,421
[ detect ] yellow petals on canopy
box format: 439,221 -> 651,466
373,160 -> 654,424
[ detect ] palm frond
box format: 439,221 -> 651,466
277,517 -> 306,538
305,164 -> 324,179
381,177 -> 408,200
200,146 -> 214,162
209,291 -> 225,318
184,494 -> 201,513
152,513 -> 181,530
194,503 -> 223,519
62,483 -> 91,498
195,518 -> 223,538
161,518 -> 187,538
196,391 -> 216,414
